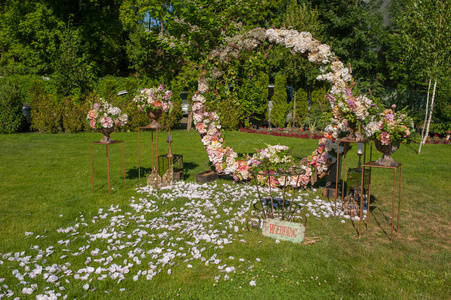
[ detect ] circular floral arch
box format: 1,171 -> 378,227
191,28 -> 376,185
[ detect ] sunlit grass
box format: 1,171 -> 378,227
0,131 -> 450,299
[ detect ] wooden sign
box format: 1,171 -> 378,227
262,218 -> 305,244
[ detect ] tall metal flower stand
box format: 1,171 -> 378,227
90,140 -> 126,195
334,138 -> 369,216
359,141 -> 403,241
138,124 -> 169,188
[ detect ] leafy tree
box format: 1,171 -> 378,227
0,1 -> 63,75
52,26 -> 92,98
387,0 -> 451,153
119,0 -> 282,80
0,0 -> 125,77
271,74 -> 289,128
308,0 -> 387,84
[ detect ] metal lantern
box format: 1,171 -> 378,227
158,154 -> 184,182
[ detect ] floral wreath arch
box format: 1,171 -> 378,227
191,27 -> 376,187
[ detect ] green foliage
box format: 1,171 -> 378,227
294,87 -> 309,127
270,75 -> 289,128
0,77 -> 26,133
0,1 -> 63,74
29,80 -> 62,133
310,86 -> 331,128
284,0 -> 323,37
430,78 -> 451,134
309,0 -> 387,82
0,0 -> 125,77
388,0 -> 451,86
61,96 -> 88,133
239,54 -> 270,127
52,26 -> 92,98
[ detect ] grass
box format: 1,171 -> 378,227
0,130 -> 450,299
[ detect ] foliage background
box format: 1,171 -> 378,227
0,0 -> 449,134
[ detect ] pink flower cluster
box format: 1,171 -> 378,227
191,89 -> 240,175
372,107 -> 413,145
87,99 -> 128,129
133,85 -> 173,113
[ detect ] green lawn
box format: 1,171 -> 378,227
0,130 -> 450,299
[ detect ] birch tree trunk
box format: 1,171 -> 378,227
419,78 -> 437,154
420,79 -> 431,141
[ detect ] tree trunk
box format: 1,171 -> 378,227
419,78 -> 437,154
420,79 -> 431,142
187,110 -> 193,131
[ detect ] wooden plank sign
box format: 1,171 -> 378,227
262,218 -> 305,243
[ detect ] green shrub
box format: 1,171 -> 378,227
0,78 -> 26,133
310,86 -> 331,130
270,75 -> 289,128
218,94 -> 241,130
294,87 -> 309,127
62,96 -> 89,133
29,80 -> 62,133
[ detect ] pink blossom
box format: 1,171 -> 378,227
101,116 -> 113,128
385,113 -> 395,122
196,123 -> 207,134
88,109 -> 98,119
391,104 -> 396,109
380,131 -> 391,145
93,103 -> 100,109
162,103 -> 169,112
90,119 -> 97,129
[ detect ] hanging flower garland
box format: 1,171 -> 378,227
192,28 -> 376,186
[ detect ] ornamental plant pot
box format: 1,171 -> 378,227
375,140 -> 400,167
147,109 -> 163,128
99,126 -> 115,143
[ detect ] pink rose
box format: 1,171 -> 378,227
101,116 -> 113,128
162,103 -> 169,112
196,123 -> 207,134
90,119 -> 96,129
88,109 -> 98,119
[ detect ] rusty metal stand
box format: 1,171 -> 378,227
90,140 -> 125,195
138,125 -> 168,187
334,138 -> 368,216
359,143 -> 403,241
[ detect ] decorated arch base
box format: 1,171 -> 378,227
192,28 -> 377,186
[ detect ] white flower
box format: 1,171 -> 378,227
22,287 -> 34,294
250,280 -> 256,286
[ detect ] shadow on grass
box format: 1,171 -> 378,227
125,162 -> 199,181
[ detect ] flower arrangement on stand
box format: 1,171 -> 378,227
133,84 -> 173,128
87,99 -> 128,143
325,86 -> 376,141
365,105 -> 414,166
